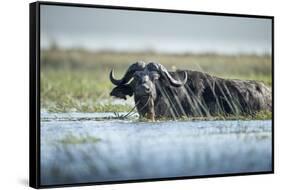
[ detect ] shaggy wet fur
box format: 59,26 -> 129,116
152,70 -> 271,118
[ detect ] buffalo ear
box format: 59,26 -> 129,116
110,85 -> 133,100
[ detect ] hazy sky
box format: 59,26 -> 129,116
41,5 -> 272,54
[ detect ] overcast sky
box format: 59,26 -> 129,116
40,5 -> 272,54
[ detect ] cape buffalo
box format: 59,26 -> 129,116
109,61 -> 272,121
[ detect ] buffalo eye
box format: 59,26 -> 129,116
133,71 -> 141,78
150,72 -> 160,81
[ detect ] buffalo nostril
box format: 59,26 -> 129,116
144,87 -> 151,94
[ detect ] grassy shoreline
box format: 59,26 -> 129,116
41,49 -> 272,118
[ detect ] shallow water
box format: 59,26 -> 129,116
40,112 -> 272,186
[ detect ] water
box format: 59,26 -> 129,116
40,112 -> 272,186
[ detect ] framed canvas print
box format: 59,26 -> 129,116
29,1 -> 274,188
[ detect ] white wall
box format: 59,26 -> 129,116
0,0 -> 279,189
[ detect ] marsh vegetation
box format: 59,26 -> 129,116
41,48 -> 272,118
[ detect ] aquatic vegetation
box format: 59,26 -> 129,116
58,134 -> 101,144
254,110 -> 272,120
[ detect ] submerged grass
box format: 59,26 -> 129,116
41,48 -> 272,116
58,134 -> 101,144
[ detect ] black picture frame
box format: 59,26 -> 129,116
29,1 -> 274,188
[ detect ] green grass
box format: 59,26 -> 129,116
253,110 -> 272,120
41,48 -> 272,115
149,110 -> 272,121
41,66 -> 135,112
